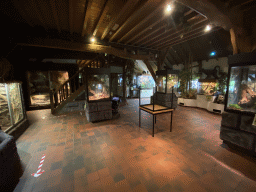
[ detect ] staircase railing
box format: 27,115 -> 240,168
50,60 -> 94,113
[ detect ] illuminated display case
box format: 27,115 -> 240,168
197,79 -> 217,95
85,68 -> 111,102
137,74 -> 155,89
0,82 -> 26,132
156,69 -> 179,93
226,64 -> 256,113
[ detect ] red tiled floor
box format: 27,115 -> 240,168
13,99 -> 256,192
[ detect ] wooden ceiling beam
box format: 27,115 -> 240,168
161,27 -> 222,49
137,13 -> 202,46
168,50 -> 180,65
146,17 -> 208,48
82,0 -> 93,37
143,59 -> 156,82
69,0 -> 74,35
101,0 -> 140,40
50,0 -> 61,33
171,47 -> 185,64
117,1 -> 166,43
158,47 -> 170,70
18,38 -> 151,61
92,0 -> 109,37
153,21 -> 208,48
109,0 -> 150,42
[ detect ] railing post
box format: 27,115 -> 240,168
49,89 -> 54,113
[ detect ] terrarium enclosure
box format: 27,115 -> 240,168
86,68 -> 110,102
0,82 -> 25,132
198,80 -> 217,95
227,65 -> 256,113
111,74 -> 123,97
156,69 -> 179,94
28,71 -> 69,107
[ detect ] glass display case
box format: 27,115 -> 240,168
156,69 -> 179,93
197,80 -> 217,95
137,74 -> 155,89
111,74 -> 123,97
226,65 -> 256,113
0,82 -> 25,132
86,68 -> 110,102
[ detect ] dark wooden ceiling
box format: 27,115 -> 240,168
0,0 -> 254,68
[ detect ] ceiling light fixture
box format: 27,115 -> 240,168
210,51 -> 216,56
205,25 -> 212,32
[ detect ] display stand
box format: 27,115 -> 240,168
139,86 -> 174,137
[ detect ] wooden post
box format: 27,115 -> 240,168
123,60 -> 127,102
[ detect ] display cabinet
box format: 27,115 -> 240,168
197,79 -> 217,95
85,68 -> 111,102
85,68 -> 112,122
0,82 -> 26,132
220,53 -> 256,153
156,69 -> 179,94
139,86 -> 174,137
226,64 -> 256,113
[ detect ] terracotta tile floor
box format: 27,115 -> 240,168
14,99 -> 256,192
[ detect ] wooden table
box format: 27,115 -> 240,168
139,104 -> 174,137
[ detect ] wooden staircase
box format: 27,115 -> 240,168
50,59 -> 103,115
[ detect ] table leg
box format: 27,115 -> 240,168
155,115 -> 156,124
152,114 -> 154,137
139,109 -> 141,127
170,111 -> 173,132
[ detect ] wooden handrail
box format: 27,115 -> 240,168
50,59 -> 96,113
53,60 -> 94,95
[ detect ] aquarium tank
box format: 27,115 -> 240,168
0,82 -> 25,132
226,65 -> 256,113
87,72 -> 110,102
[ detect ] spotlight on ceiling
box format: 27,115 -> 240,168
167,4 -> 172,12
210,51 -> 216,56
90,37 -> 96,43
205,25 -> 212,32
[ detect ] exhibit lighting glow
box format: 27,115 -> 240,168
205,25 -> 212,32
91,37 -> 96,43
167,4 -> 172,12
210,51 -> 216,56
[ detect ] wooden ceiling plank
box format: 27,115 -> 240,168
30,0 -> 48,31
101,0 -> 139,40
50,0 -> 61,33
136,12 -> 202,46
162,27 -> 221,49
109,0 -> 150,42
126,17 -> 166,44
146,17 -> 208,48
117,1 -> 166,43
13,1 -> 35,27
69,0 -> 74,34
92,0 -> 109,36
82,0 -> 93,37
